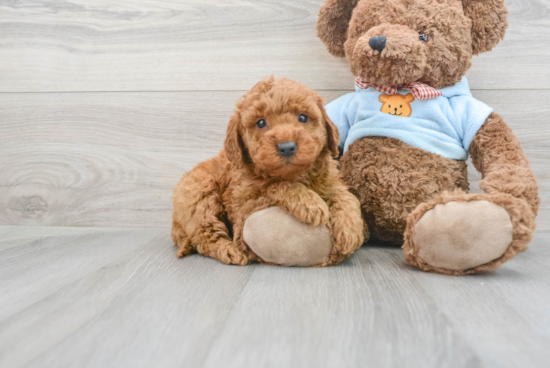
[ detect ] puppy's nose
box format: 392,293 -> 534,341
369,36 -> 387,52
277,142 -> 297,157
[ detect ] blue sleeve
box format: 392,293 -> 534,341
325,92 -> 356,149
448,95 -> 494,152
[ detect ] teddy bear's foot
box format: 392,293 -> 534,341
413,200 -> 513,271
243,207 -> 333,267
403,192 -> 535,275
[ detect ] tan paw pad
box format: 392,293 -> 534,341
243,207 -> 332,267
413,200 -> 513,271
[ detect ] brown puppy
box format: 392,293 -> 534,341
171,77 -> 364,266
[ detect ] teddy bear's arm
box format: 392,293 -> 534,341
469,112 -> 540,215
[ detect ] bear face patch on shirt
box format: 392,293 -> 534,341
379,93 -> 415,117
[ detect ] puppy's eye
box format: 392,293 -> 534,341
298,114 -> 309,123
419,34 -> 428,42
256,119 -> 267,129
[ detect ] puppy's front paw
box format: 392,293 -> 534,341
266,183 -> 330,227
289,192 -> 330,226
333,227 -> 364,254
324,221 -> 365,266
216,239 -> 249,266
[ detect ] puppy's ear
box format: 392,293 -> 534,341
462,0 -> 508,55
224,112 -> 251,166
317,97 -> 340,158
317,0 -> 360,58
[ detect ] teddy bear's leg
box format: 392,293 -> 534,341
340,137 -> 469,245
243,207 -> 333,267
242,189 -> 365,267
403,114 -> 539,275
403,191 -> 535,275
241,180 -> 365,267
240,182 -> 334,266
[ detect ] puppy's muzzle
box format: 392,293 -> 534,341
277,142 -> 297,157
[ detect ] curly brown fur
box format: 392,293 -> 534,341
340,137 -> 468,245
172,77 -> 364,266
317,0 -> 508,88
403,190 -> 535,275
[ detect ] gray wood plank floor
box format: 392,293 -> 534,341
0,226 -> 549,368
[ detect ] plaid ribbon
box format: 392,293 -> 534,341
355,77 -> 443,100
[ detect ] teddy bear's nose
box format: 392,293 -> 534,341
369,36 -> 387,52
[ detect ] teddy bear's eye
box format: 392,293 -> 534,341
400,105 -> 403,108
419,34 -> 428,42
389,105 -> 391,108
298,114 -> 309,123
256,119 -> 267,128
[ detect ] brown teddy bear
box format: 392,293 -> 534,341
316,0 -> 540,274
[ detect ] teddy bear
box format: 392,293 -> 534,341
316,0 -> 540,274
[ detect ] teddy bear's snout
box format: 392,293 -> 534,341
350,24 -> 428,87
369,36 -> 387,52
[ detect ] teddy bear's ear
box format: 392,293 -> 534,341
316,0 -> 360,57
404,94 -> 415,103
379,94 -> 389,103
462,0 -> 508,55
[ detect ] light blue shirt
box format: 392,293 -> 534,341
325,77 -> 493,160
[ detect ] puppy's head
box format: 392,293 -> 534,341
224,77 -> 339,180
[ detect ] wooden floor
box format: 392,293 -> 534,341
0,226 -> 549,368
2,0 -> 550,367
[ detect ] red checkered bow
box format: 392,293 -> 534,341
355,77 -> 443,100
